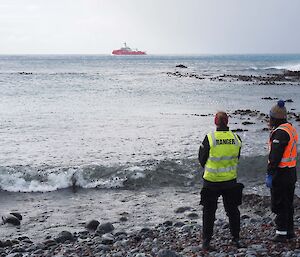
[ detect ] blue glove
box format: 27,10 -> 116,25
265,174 -> 272,188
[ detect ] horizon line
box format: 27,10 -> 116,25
1,52 -> 300,56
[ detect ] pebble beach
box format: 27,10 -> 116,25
1,189 -> 300,257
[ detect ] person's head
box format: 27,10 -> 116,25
269,100 -> 287,128
214,111 -> 228,128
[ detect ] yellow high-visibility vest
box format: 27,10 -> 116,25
204,131 -> 242,182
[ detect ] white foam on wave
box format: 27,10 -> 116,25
0,166 -> 128,192
266,63 -> 300,71
0,169 -> 76,192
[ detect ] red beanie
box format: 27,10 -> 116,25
214,112 -> 228,126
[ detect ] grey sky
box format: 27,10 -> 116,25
0,0 -> 299,55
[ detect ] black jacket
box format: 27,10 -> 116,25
268,123 -> 297,183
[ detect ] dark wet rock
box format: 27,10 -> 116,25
94,243 -> 111,252
241,214 -> 250,220
119,211 -> 129,216
119,216 -> 128,222
168,68 -> 300,85
175,64 -> 187,68
261,97 -> 278,100
43,239 -> 57,247
262,128 -> 269,131
190,113 -> 208,117
173,221 -> 185,227
96,222 -> 115,235
9,213 -> 22,221
10,247 -> 26,253
33,249 -> 44,255
1,240 -> 12,247
5,253 -> 23,257
101,234 -> 114,245
55,231 -> 74,243
2,215 -> 20,226
186,212 -> 199,219
114,230 -> 128,238
163,220 -> 173,227
85,219 -> 100,231
139,227 -> 152,234
232,128 -> 249,132
157,249 -> 180,257
166,71 -> 204,80
174,206 -> 191,213
17,236 -> 29,242
233,109 -> 254,115
242,121 -> 255,125
285,98 -> 293,103
284,70 -> 300,77
18,72 -> 33,75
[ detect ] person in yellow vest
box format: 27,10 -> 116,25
198,111 -> 244,251
266,100 -> 298,242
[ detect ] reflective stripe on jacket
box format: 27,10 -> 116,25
270,123 -> 298,168
204,131 -> 242,182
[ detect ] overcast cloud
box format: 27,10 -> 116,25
0,0 -> 299,54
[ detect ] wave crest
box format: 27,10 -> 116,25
0,156 -> 271,192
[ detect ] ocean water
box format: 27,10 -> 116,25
0,54 -> 300,193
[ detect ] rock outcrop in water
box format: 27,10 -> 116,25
167,69 -> 300,85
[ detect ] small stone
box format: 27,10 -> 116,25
101,233 -> 114,245
163,220 -> 173,227
85,219 -> 100,231
186,212 -> 199,219
96,222 -> 115,235
157,249 -> 180,257
174,206 -> 191,213
119,216 -> 128,222
55,231 -> 74,243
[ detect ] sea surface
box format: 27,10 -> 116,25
0,54 -> 300,193
0,54 -> 300,241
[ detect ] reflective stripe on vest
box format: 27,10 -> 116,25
270,123 -> 298,168
204,130 -> 241,182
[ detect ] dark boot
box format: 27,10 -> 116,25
231,237 -> 243,248
272,234 -> 287,242
202,239 -> 215,251
287,231 -> 296,240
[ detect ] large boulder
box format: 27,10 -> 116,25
2,215 -> 21,226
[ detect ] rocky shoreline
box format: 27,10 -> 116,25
167,68 -> 300,86
179,102 -> 300,134
1,194 -> 299,257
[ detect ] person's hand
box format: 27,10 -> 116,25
265,174 -> 272,188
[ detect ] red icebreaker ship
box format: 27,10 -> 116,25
112,43 -> 146,55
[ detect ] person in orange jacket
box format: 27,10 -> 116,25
266,100 -> 298,242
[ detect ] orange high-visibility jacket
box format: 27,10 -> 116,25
270,123 -> 298,168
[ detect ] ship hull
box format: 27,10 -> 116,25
112,50 -> 146,55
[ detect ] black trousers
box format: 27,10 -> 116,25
200,184 -> 243,242
271,181 -> 295,233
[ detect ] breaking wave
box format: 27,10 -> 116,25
265,63 -> 300,72
0,156 -> 272,193
248,63 -> 300,72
